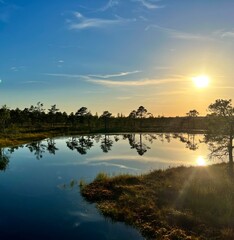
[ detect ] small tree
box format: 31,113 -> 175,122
186,109 -> 199,117
76,107 -> 89,122
136,106 -> 147,118
186,109 -> 199,130
48,104 -> 59,127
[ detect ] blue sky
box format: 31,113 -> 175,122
1,0 -> 234,116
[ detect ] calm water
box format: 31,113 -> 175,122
0,133 -> 210,240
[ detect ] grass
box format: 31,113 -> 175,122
81,163 -> 234,239
0,127 -> 90,147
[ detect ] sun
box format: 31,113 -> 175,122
192,75 -> 210,88
196,156 -> 207,166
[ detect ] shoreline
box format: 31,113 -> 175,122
0,128 -> 207,148
81,163 -> 234,240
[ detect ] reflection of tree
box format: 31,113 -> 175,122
124,133 -> 150,156
46,138 -> 58,155
100,135 -> 113,153
186,134 -> 199,151
172,133 -> 199,151
66,136 -> 94,155
0,148 -> 9,171
26,141 -> 46,160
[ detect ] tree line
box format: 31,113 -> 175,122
0,104 -> 162,133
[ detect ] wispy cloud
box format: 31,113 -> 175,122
45,70 -> 141,79
88,70 -> 141,79
45,72 -> 186,87
68,11 -> 135,30
10,66 -> 26,72
146,25 -> 213,41
45,73 -> 84,78
133,0 -> 165,9
86,77 -> 185,87
21,81 -> 48,85
98,0 -> 119,12
214,29 -> 234,38
116,96 -> 132,100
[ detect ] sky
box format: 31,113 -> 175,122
1,0 -> 234,116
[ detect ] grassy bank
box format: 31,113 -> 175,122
0,127 -> 79,147
81,163 -> 234,240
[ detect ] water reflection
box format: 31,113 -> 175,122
100,135 -> 113,153
0,133 -> 207,171
66,136 -> 94,155
0,148 -> 10,171
47,138 -> 59,154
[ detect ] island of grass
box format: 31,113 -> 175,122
81,163 -> 234,240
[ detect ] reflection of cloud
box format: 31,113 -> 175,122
69,211 -> 103,222
85,154 -> 185,164
146,25 -> 213,41
86,162 -> 139,171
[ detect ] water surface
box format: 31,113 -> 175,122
0,133 -> 210,239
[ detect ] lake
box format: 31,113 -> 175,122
0,133 -> 211,240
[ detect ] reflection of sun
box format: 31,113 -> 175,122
196,156 -> 207,166
192,75 -> 209,88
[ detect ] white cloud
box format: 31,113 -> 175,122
133,0 -> 164,9
68,11 -> 135,30
10,66 -> 26,72
214,30 -> 234,38
86,77 -> 185,87
146,25 -> 213,41
45,73 -> 84,78
88,70 -> 141,79
99,0 -> 119,11
21,81 -> 48,85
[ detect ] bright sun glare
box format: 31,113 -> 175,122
196,156 -> 207,166
192,75 -> 210,88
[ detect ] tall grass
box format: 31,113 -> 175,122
81,163 -> 234,239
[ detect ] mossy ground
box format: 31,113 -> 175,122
81,164 -> 234,240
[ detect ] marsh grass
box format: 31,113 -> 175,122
81,163 -> 234,239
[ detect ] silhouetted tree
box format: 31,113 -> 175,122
48,104 -> 59,127
186,109 -> 199,130
0,105 -> 10,131
136,106 -> 147,118
186,109 -> 199,117
100,111 -> 112,132
205,99 -> 234,167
